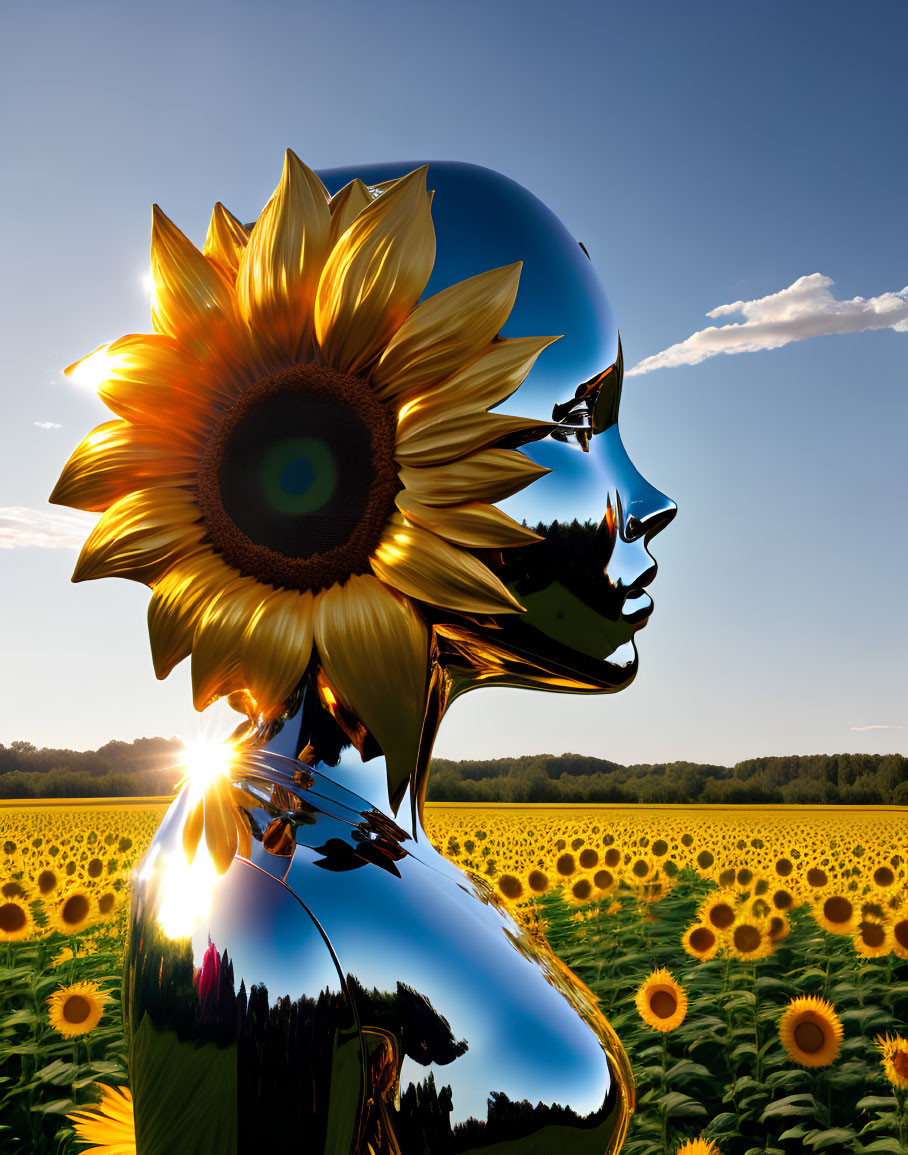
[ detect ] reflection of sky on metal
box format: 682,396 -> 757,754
1,2 -> 905,764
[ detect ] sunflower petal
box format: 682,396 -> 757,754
50,420 -> 198,513
395,493 -> 544,549
372,263 -> 522,401
315,167 -> 435,374
72,488 -> 204,586
240,589 -> 314,722
398,448 -> 549,508
204,782 -> 239,875
147,549 -> 241,679
371,515 -> 523,614
203,202 -> 249,276
314,575 -> 429,808
328,178 -> 373,247
182,796 -> 204,863
191,581 -> 267,710
97,333 -> 239,441
236,149 -> 331,362
395,410 -> 550,466
393,334 -> 558,425
150,205 -> 240,340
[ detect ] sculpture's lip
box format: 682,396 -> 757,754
621,588 -> 653,625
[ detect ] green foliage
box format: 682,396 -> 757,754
0,910 -> 129,1154
538,875 -> 908,1155
426,752 -> 908,806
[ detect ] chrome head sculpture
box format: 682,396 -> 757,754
50,154 -> 671,1155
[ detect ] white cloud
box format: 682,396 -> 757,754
33,421 -> 62,430
627,274 -> 908,375
849,724 -> 905,732
0,507 -> 99,549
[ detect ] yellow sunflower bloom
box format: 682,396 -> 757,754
0,897 -> 33,941
677,1140 -> 721,1155
891,915 -> 908,961
767,913 -> 790,943
853,918 -> 891,959
814,893 -> 858,936
698,892 -> 737,933
876,1034 -> 908,1089
47,981 -> 109,1038
726,915 -> 774,961
635,967 -> 687,1032
68,1083 -> 136,1154
778,996 -> 843,1068
682,923 -> 719,962
52,888 -> 94,934
51,152 -> 558,869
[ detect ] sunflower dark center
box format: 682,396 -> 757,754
63,995 -> 91,1024
649,990 -> 677,1019
197,363 -> 399,592
793,1020 -> 825,1054
0,903 -> 25,932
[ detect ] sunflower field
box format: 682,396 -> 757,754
1,799 -> 907,1154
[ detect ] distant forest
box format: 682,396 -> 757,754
0,739 -> 905,805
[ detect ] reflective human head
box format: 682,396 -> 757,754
318,161 -> 675,700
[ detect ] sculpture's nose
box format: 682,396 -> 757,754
624,493 -> 676,543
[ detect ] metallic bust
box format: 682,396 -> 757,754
52,156 -> 674,1153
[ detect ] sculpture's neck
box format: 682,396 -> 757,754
258,670 -> 453,843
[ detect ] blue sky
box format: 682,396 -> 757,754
1,0 -> 905,765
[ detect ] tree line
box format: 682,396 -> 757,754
0,739 -> 904,805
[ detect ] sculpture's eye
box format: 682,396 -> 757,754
549,341 -> 624,452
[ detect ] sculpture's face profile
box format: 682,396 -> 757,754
319,161 -> 675,701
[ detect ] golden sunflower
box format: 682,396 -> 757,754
853,918 -> 890,958
68,1083 -> 136,1154
778,996 -> 843,1068
876,1034 -> 908,1089
677,1140 -> 721,1155
726,915 -> 773,961
891,915 -> 908,961
682,923 -> 719,961
0,897 -> 34,942
52,153 -> 556,870
635,967 -> 687,1032
48,981 -> 109,1038
36,867 -> 61,896
814,894 -> 857,936
53,888 -> 94,934
698,892 -> 737,933
767,913 -> 790,943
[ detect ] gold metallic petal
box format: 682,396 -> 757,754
371,515 -> 523,614
394,493 -> 543,549
150,205 -> 240,341
372,263 -> 522,401
398,448 -> 549,508
50,420 -> 197,513
72,488 -> 205,586
236,149 -> 331,362
182,796 -> 204,863
394,410 -> 549,466
240,589 -> 314,722
203,202 -> 249,276
394,334 -> 558,425
203,782 -> 239,874
314,575 -> 429,808
190,581 -> 267,710
315,167 -> 435,374
97,333 -> 237,441
147,549 -> 242,679
328,178 -> 373,248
